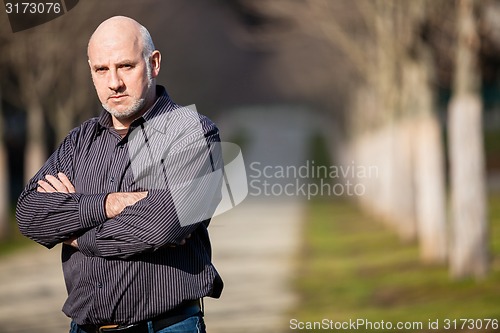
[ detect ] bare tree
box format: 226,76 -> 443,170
4,28 -> 54,182
226,0 -> 449,262
304,1 -> 448,254
0,87 -> 9,240
0,27 -> 15,240
403,4 -> 448,264
44,4 -> 101,143
2,2 -> 103,182
448,0 -> 488,279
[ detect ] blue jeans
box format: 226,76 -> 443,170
69,314 -> 206,333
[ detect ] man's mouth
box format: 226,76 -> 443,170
109,95 -> 127,100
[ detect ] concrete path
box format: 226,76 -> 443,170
204,199 -> 303,333
0,245 -> 69,332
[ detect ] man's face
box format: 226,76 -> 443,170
88,35 -> 153,121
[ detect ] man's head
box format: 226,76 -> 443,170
88,16 -> 161,127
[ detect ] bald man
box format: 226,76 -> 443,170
16,16 -> 223,333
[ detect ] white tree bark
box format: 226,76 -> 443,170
448,0 -> 488,279
403,58 -> 448,263
448,95 -> 488,278
413,114 -> 447,263
391,120 -> 416,242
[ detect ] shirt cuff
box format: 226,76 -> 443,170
77,228 -> 100,257
78,193 -> 108,228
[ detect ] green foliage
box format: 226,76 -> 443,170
291,196 -> 500,332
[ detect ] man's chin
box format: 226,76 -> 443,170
103,106 -> 141,120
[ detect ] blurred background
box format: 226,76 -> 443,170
0,0 -> 499,332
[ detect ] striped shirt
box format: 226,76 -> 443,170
15,86 -> 224,325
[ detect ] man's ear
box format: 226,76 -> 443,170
150,50 -> 161,78
88,59 -> 96,82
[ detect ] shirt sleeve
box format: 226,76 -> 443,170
77,116 -> 224,259
15,127 -> 108,249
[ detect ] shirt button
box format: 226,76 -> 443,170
110,176 -> 115,183
97,282 -> 103,289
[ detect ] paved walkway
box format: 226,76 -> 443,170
204,199 -> 303,333
0,245 -> 69,332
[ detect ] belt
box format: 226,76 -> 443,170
78,300 -> 202,333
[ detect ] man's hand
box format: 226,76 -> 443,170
105,192 -> 191,247
64,237 -> 78,248
37,172 -> 75,193
105,192 -> 148,218
37,173 -> 79,248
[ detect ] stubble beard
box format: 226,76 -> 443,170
103,97 -> 147,120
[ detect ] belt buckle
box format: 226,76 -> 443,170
98,324 -> 138,332
98,325 -> 119,333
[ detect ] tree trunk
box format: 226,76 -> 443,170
448,95 -> 488,278
414,113 -> 447,263
391,119 -> 416,242
0,143 -> 9,240
403,56 -> 448,263
24,103 -> 46,182
448,0 -> 488,279
54,104 -> 73,144
0,90 -> 9,240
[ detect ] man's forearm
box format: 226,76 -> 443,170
105,192 -> 148,218
16,191 -> 108,248
61,191 -> 148,250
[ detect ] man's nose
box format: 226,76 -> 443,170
108,69 -> 123,91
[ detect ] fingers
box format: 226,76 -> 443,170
36,173 -> 75,193
58,172 -> 75,193
37,180 -> 53,192
168,234 -> 192,247
44,175 -> 68,192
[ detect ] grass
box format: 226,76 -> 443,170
0,210 -> 34,257
291,195 -> 500,333
0,227 -> 33,257
0,236 -> 33,257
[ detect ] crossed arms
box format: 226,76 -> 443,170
16,118 -> 222,259
36,172 -> 148,248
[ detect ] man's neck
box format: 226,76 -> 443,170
112,117 -> 133,130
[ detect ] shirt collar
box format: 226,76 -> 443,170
139,85 -> 178,133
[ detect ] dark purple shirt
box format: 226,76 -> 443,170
16,86 -> 223,325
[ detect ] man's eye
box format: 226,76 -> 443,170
95,68 -> 107,73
